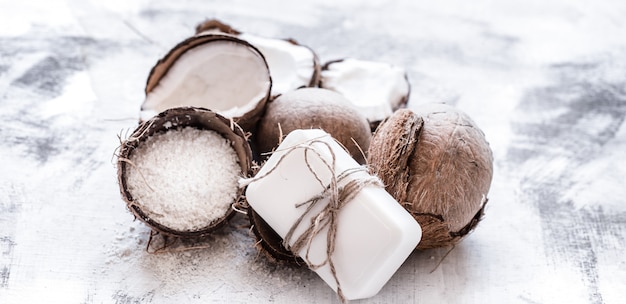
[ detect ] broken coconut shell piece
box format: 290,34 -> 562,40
367,104 -> 493,249
320,58 -> 410,131
141,34 -> 272,132
118,107 -> 253,238
195,19 -> 321,98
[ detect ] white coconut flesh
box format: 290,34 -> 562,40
140,40 -> 271,121
126,127 -> 241,232
321,58 -> 410,123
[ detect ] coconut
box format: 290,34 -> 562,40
195,19 -> 321,99
320,58 -> 410,131
117,107 -> 253,237
248,87 -> 371,263
140,33 -> 272,132
255,87 -> 371,164
367,104 -> 493,249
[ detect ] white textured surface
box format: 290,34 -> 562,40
1,0 -> 625,303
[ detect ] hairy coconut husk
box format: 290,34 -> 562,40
254,87 -> 371,164
118,107 -> 253,238
195,19 -> 322,98
367,105 -> 493,249
142,34 -> 271,132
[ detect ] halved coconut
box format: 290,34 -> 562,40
320,58 -> 411,131
195,19 -> 321,98
118,107 -> 253,237
141,34 -> 272,132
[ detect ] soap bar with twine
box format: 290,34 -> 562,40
241,129 -> 421,301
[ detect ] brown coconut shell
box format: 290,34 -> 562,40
195,19 -> 322,95
194,19 -> 241,35
367,105 -> 493,249
142,34 -> 271,132
255,87 -> 371,164
118,107 -> 253,238
248,207 -> 303,264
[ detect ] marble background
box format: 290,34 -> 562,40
1,0 -> 625,303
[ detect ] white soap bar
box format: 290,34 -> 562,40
244,129 -> 421,300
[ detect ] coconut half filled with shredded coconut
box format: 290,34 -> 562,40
140,34 -> 272,132
320,58 -> 410,130
117,107 -> 253,237
195,19 -> 321,98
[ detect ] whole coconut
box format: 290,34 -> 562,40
367,104 -> 493,249
255,87 -> 371,164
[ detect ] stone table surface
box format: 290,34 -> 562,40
1,0 -> 625,303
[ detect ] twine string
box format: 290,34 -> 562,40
239,136 -> 384,303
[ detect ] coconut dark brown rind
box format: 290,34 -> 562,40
195,19 -> 321,98
320,58 -> 411,131
118,107 -> 253,238
248,207 -> 303,264
255,87 -> 371,164
194,19 -> 241,35
141,34 -> 272,132
367,105 -> 493,249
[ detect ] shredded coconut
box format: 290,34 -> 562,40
126,127 -> 240,232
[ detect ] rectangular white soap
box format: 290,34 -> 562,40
244,129 -> 422,300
